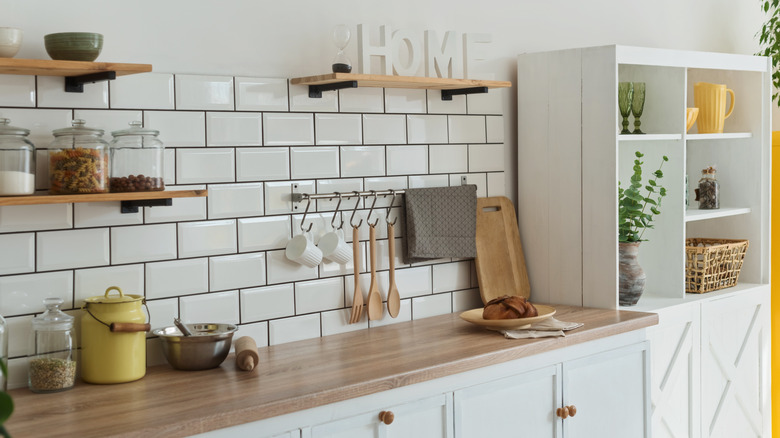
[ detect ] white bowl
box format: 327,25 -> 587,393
0,28 -> 22,58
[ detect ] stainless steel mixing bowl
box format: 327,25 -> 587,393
152,323 -> 238,371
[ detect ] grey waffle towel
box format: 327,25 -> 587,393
403,185 -> 477,264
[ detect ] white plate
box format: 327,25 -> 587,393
459,304 -> 556,330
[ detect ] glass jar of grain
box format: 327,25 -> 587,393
108,121 -> 165,192
48,119 -> 109,194
0,118 -> 35,196
28,298 -> 75,393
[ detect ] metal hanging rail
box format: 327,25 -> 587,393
291,189 -> 406,203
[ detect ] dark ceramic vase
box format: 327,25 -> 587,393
619,242 -> 646,306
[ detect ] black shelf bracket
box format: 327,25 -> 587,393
441,86 -> 488,101
65,71 -> 117,93
121,198 -> 173,214
308,81 -> 358,98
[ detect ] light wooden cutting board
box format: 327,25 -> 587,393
474,196 -> 531,304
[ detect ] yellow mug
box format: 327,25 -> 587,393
693,82 -> 735,134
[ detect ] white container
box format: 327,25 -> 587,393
0,28 -> 22,58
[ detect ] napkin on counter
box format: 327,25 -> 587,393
500,318 -> 584,339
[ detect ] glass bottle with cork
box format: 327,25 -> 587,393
695,166 -> 719,209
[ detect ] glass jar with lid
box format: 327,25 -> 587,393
48,119 -> 109,194
0,118 -> 35,196
28,298 -> 76,393
109,121 -> 164,192
696,166 -> 719,210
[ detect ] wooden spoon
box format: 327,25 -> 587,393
365,224 -> 383,320
386,222 -> 400,318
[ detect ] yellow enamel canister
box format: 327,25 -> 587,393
81,286 -> 150,384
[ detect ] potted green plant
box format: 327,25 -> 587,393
757,0 -> 780,106
618,151 -> 668,305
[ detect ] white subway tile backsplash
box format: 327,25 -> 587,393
432,261 -> 471,293
175,75 -> 234,110
207,183 -> 264,219
407,115 -> 447,144
263,180 -> 314,215
144,111 -> 206,147
35,149 -> 49,190
0,204 -> 72,232
362,114 -> 406,145
338,87 -> 384,113
0,108 -> 72,149
238,216 -> 291,252
74,201 -> 143,228
340,146 -> 384,177
412,293 -> 452,319
0,75 -> 34,107
7,315 -> 33,357
295,277 -> 344,314
449,115 -> 486,143
209,253 -> 266,292
0,271 -> 72,316
468,144 -> 504,172
144,184 -> 207,223
364,177 -> 407,207
112,224 -> 177,264
266,250 -> 318,284
368,299 -> 412,328
73,110 -> 143,134
449,173 -> 487,197
429,144 -> 467,174
146,258 -> 209,299
452,288 -> 483,312
75,264 -> 145,307
178,220 -> 237,258
235,77 -> 288,111
487,172 -> 506,197
146,298 -> 179,331
426,90 -> 466,114
110,73 -> 175,110
237,321 -> 269,348
164,149 -> 175,185
385,89 -> 426,113
315,114 -> 362,145
37,76 -> 108,108
315,179 -> 363,211
409,174 -> 449,188
181,290 -> 240,324
37,228 -> 109,271
206,112 -> 262,146
486,115 -> 504,143
322,308 -> 367,335
263,113 -> 314,146
467,88 -> 504,115
374,238 -> 407,271
236,147 -> 290,182
289,83 -> 338,112
395,266 -> 432,299
240,283 -> 295,322
290,147 -> 339,179
269,314 -> 320,345
0,233 -> 34,275
176,148 -> 235,184
386,145 -> 427,175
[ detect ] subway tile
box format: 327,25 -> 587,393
0,75 -> 35,107
338,87 -> 383,113
35,149 -> 49,190
111,223 -> 177,264
74,201 -> 143,228
0,109 -> 71,156
385,89 -> 426,113
368,299 -> 411,328
344,272 -> 379,306
176,148 -> 235,184
426,90 -> 466,114
295,277 -> 344,314
291,212 -> 330,244
209,252 -> 266,291
407,115 -> 447,144
235,77 -> 288,111
164,148 -> 175,185
290,146 -> 339,179
269,314 -> 320,345
289,83 -> 338,112
110,73 -> 175,110
0,271 -> 72,316
449,115 -> 486,143
315,179 -> 363,212
362,114 -> 406,145
340,146 -> 384,178
144,184 -> 207,223
263,113 -> 314,146
468,144 -> 504,172
37,228 -> 109,271
73,110 -> 143,135
206,112 -> 262,146
374,238 -> 407,272
364,177 -> 407,208
207,183 -> 264,219
37,76 -> 108,108
145,298 -> 179,332
0,204 -> 72,232
395,266 -> 432,299
144,111 -> 205,147
175,75 -> 234,110
320,244 -> 364,279
429,144 -> 467,174
0,233 -> 34,275
432,261 -> 471,293
486,115 -> 504,143
240,283 -> 295,322
322,308 -> 367,335
7,315 -> 33,357
180,290 -> 240,324
236,321 -> 269,348
265,250 -> 318,284
386,145 -> 427,175
412,293 -> 452,319
264,180 -> 314,215
178,219 -> 237,258
236,147 -> 289,182
487,172 -> 506,197
315,114 -> 362,145
145,258 -> 208,299
453,288 -> 483,312
467,88 -> 504,115
409,174 -> 449,188
449,173 -> 487,197
238,216 -> 291,252
75,264 -> 145,307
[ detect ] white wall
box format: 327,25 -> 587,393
4,0 -> 767,202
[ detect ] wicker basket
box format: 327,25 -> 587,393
684,238 -> 749,294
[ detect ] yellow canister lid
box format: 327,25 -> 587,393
84,286 -> 143,304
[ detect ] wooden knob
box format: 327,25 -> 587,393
556,407 -> 569,419
379,410 -> 395,425
568,405 -> 577,417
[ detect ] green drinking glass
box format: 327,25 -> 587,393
618,82 -> 633,134
631,82 -> 646,134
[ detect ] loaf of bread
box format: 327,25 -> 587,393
482,295 -> 538,320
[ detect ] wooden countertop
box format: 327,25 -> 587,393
5,305 -> 657,437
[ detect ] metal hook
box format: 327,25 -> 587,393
366,190 -> 380,227
385,189 -> 399,226
299,195 -> 313,233
330,192 -> 344,230
349,191 -> 363,228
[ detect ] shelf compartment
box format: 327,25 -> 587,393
684,207 -> 751,222
0,189 -> 207,212
618,134 -> 682,142
686,133 -> 753,141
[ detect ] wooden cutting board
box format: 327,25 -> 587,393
475,196 -> 531,304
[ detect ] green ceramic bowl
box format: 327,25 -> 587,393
44,32 -> 103,62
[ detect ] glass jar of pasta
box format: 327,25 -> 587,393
48,119 -> 109,194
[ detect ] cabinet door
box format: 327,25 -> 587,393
453,364 -> 561,438
700,288 -> 770,438
305,393 -> 453,438
562,342 -> 650,438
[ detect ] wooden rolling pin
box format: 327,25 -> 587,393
234,336 -> 260,371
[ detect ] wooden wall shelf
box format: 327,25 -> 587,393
0,189 -> 207,213
0,58 -> 152,92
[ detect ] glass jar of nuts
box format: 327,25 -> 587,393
109,121 -> 164,192
48,119 -> 109,194
28,298 -> 76,393
696,166 -> 719,210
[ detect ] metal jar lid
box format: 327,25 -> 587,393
52,119 -> 104,137
0,118 -> 31,136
